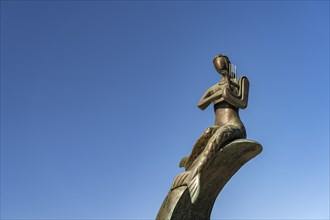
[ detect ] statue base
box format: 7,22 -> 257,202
156,139 -> 262,220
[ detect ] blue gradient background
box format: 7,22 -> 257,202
1,1 -> 329,219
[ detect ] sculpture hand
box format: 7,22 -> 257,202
222,77 -> 249,109
222,85 -> 230,95
222,86 -> 230,100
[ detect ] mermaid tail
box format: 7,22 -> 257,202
172,125 -> 246,204
180,126 -> 219,169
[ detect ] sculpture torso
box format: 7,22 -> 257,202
214,102 -> 243,128
208,78 -> 245,129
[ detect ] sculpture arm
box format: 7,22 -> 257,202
223,77 -> 249,109
197,86 -> 222,110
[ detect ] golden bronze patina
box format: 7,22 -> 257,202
156,54 -> 262,220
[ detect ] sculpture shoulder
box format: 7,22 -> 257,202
208,82 -> 223,94
239,76 -> 249,84
210,82 -> 222,89
230,76 -> 249,88
231,76 -> 248,82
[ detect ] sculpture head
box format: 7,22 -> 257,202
213,54 -> 230,76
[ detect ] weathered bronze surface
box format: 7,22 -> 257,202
156,54 -> 262,220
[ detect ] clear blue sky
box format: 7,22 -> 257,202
1,1 -> 329,219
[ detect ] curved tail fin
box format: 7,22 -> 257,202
171,171 -> 201,204
171,171 -> 190,189
179,156 -> 188,168
187,173 -> 200,204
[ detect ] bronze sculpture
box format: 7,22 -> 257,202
156,54 -> 262,220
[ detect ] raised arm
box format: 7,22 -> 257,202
197,85 -> 222,110
223,76 -> 249,109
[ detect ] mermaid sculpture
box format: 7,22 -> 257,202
156,54 -> 262,220
171,54 -> 250,203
